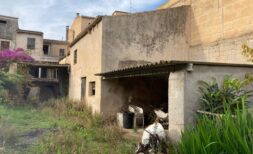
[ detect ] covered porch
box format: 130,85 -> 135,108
97,61 -> 190,139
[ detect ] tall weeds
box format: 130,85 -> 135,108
178,76 -> 253,154
178,106 -> 253,154
37,98 -> 135,154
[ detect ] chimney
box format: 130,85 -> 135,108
76,13 -> 80,17
66,26 -> 69,41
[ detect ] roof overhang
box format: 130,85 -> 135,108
96,61 -> 253,80
96,61 -> 187,79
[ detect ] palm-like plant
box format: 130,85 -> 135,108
199,75 -> 253,113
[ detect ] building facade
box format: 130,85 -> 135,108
0,15 -> 18,51
0,14 -> 69,101
61,0 -> 253,141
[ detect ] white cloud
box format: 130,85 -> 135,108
0,0 -> 166,40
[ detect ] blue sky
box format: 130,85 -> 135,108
0,0 -> 167,40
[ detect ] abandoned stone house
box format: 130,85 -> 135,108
59,0 -> 253,141
0,14 -> 69,101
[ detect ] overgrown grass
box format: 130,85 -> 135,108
178,101 -> 253,154
0,99 -> 136,154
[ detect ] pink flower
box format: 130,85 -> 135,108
0,48 -> 34,67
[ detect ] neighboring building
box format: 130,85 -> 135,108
42,39 -> 68,62
0,15 -> 18,51
16,29 -> 44,61
61,0 -> 253,142
66,13 -> 95,44
0,14 -> 69,101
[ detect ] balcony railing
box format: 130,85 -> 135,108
31,77 -> 59,83
39,56 -> 61,63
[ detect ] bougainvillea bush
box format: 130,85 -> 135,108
0,48 -> 33,68
0,48 -> 33,103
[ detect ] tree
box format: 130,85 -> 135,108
0,48 -> 33,103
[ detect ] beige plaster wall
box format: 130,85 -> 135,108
16,33 -> 43,61
68,16 -> 94,42
48,43 -> 68,57
159,0 -> 253,64
68,21 -> 102,113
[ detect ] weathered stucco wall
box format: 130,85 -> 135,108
68,15 -> 94,43
16,33 -> 43,61
49,43 -> 67,57
159,0 -> 253,64
102,7 -> 190,72
0,15 -> 18,42
68,21 -> 102,113
169,64 -> 253,141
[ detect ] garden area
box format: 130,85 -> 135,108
0,99 -> 136,153
0,48 -> 253,154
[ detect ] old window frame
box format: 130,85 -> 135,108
74,50 -> 77,64
27,38 -> 36,50
0,41 -> 10,51
59,48 -> 65,57
89,81 -> 95,96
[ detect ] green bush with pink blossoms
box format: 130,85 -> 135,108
0,48 -> 33,103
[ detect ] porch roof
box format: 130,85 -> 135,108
96,60 -> 253,79
96,61 -> 186,79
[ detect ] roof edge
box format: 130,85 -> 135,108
17,29 -> 43,36
69,16 -> 103,47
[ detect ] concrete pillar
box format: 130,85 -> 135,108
168,70 -> 186,142
38,67 -> 42,78
8,63 -> 17,74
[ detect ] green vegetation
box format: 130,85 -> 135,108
177,76 -> 253,154
199,75 -> 253,113
0,99 -> 136,154
178,106 -> 253,154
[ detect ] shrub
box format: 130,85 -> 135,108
199,75 -> 253,113
178,105 -> 253,154
0,48 -> 33,103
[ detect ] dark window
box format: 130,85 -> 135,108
41,68 -> 47,78
74,50 -> 77,64
0,20 -> 7,24
0,20 -> 7,34
27,38 -> 36,49
59,49 -> 65,57
43,45 -> 49,55
30,67 -> 39,78
81,77 -> 86,101
89,82 -> 95,96
0,41 -> 10,51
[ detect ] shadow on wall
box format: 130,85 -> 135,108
101,76 -> 168,122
